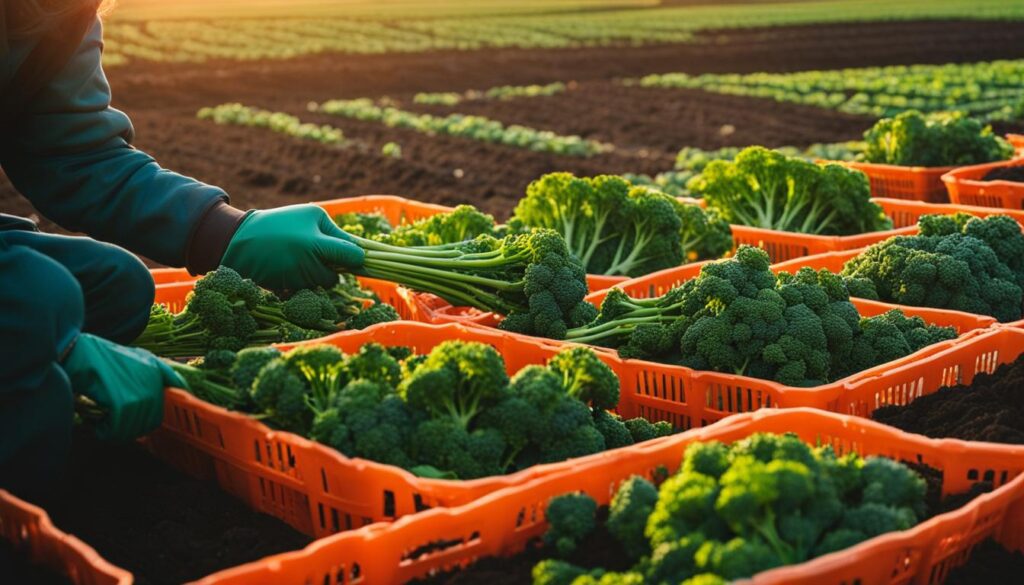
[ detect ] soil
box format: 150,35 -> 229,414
983,166 -> 1024,183
945,539 -> 1024,585
871,357 -> 1024,444
38,430 -> 311,585
414,463 -> 991,585
3,18 -> 1024,263
0,540 -> 71,585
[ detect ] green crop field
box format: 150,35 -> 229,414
635,59 -> 1024,122
102,0 -> 1024,66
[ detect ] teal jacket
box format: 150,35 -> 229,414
1,17 -> 240,268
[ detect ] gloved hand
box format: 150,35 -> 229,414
221,204 -> 365,291
61,333 -> 185,441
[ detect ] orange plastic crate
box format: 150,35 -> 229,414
578,259 -> 998,426
839,160 -> 957,203
0,490 -> 131,585
193,407 -> 1024,585
871,197 -> 1024,228
943,159 -> 1024,210
1009,134 -> 1024,156
144,322 -> 679,540
727,222 -> 912,264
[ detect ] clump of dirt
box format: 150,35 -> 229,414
982,166 -> 1024,183
40,430 -> 312,585
872,357 -> 1024,443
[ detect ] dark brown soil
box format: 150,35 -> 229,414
872,357 -> 1024,444
983,166 -> 1024,183
414,463 -> 990,584
38,430 -> 311,585
4,18 -> 1024,262
945,539 -> 1024,585
0,540 -> 71,585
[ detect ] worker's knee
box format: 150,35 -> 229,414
85,243 -> 154,343
0,245 -> 84,386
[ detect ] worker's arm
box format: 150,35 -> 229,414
0,18 -> 242,272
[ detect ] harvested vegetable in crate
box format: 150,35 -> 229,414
171,341 -> 673,480
687,146 -> 892,236
510,173 -> 731,276
530,433 -> 929,584
564,246 -> 956,387
133,266 -> 398,357
842,213 -> 1024,322
345,228 -> 593,339
861,110 -> 1013,167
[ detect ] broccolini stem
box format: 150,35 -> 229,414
362,257 -> 525,292
363,249 -> 526,270
349,234 -> 463,258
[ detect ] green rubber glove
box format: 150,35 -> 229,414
61,334 -> 184,441
222,204 -> 365,291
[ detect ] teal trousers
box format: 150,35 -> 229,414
0,224 -> 153,497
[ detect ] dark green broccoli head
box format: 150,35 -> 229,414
608,475 -> 659,560
544,493 -> 597,556
399,340 -> 510,429
548,347 -> 620,411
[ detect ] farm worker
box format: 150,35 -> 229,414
0,1 -> 364,496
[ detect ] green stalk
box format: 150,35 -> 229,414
363,257 -> 524,292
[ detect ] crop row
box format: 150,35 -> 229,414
197,103 -> 344,145
101,0 -> 1024,66
413,82 -> 570,106
635,59 -> 1024,122
311,98 -> 610,156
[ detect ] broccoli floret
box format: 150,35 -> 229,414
593,410 -> 633,449
623,417 -> 674,444
548,347 -> 620,411
680,575 -> 728,585
384,205 -> 499,247
344,342 -> 402,387
229,347 -> 282,392
310,378 -> 415,468
608,476 -> 659,560
407,418 -> 505,479
333,211 -> 393,238
544,493 -> 597,556
250,358 -> 312,434
399,340 -> 510,429
200,349 -> 237,371
345,302 -> 400,330
532,560 -> 588,585
694,537 -> 783,581
673,200 -> 732,263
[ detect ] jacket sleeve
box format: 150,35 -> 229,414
0,18 -> 243,268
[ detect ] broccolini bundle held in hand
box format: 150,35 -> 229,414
175,340 -> 674,480
564,246 -> 956,386
132,266 -> 398,357
861,110 -> 1014,167
512,173 -> 731,277
688,147 -> 892,236
347,228 -> 592,339
842,214 -> 1024,322
533,433 -> 928,585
